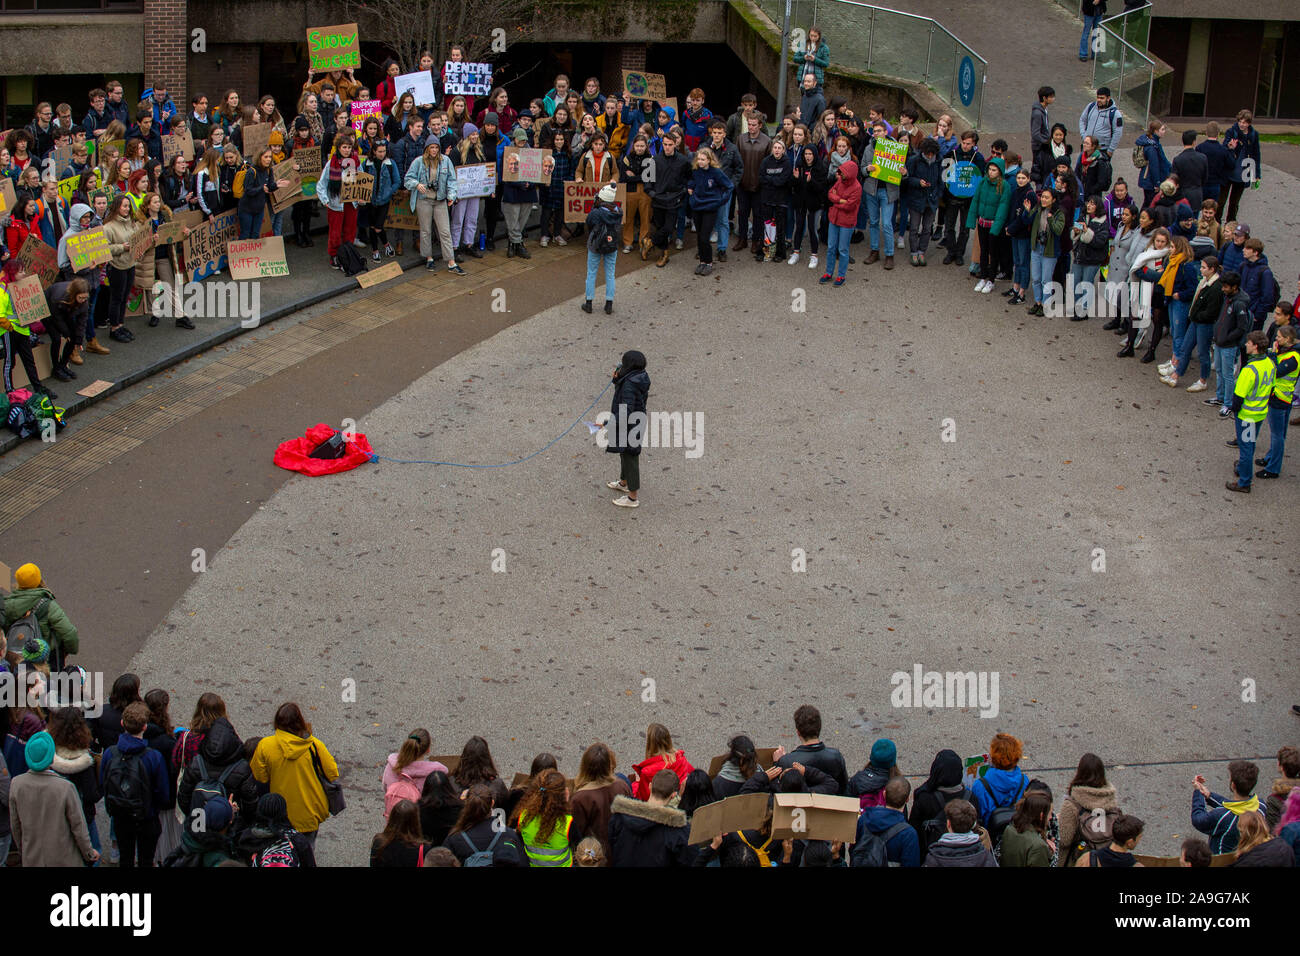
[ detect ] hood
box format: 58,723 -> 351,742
849,764 -> 889,792
1066,783 -> 1117,808
659,106 -> 676,124
610,795 -> 686,831
271,728 -> 315,761
924,749 -> 964,790
861,805 -> 908,834
935,830 -> 981,847
67,203 -> 93,231
840,161 -> 859,181
51,748 -> 93,775
199,716 -> 244,764
1271,777 -> 1299,796
987,156 -> 1006,176
980,766 -> 1028,802
115,733 -> 148,755
386,753 -> 446,784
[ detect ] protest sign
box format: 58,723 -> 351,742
870,138 -> 908,185
501,146 -> 548,184
0,177 -> 15,214
241,122 -> 272,160
101,139 -> 125,159
174,209 -> 206,232
687,793 -> 771,845
269,158 -> 304,213
307,23 -> 360,72
443,61 -> 493,96
18,237 -> 60,284
962,752 -> 990,784
162,128 -> 195,162
947,159 -> 980,199
57,175 -> 80,205
128,223 -> 154,263
293,146 -> 323,179
454,163 -> 496,199
355,261 -> 404,288
76,379 -> 114,398
9,275 -> 49,327
394,70 -> 437,107
771,793 -> 860,842
350,99 -> 382,133
226,236 -> 289,279
386,190 -> 420,230
564,181 -> 625,222
429,755 -> 461,775
623,70 -> 667,101
154,221 -> 187,245
662,96 -> 679,118
706,748 -> 778,778
66,229 -> 111,270
48,145 -> 78,176
183,208 -> 239,281
339,171 -> 374,204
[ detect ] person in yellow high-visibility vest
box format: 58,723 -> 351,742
1226,330 -> 1276,493
0,281 -> 55,398
1256,325 -> 1298,479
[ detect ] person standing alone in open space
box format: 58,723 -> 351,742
583,185 -> 622,314
604,350 -> 649,509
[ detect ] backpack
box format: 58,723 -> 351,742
851,820 -> 910,867
5,597 -> 49,654
978,775 -> 1027,848
104,747 -> 151,823
738,830 -> 773,867
188,754 -> 237,821
384,773 -> 423,817
1131,142 -> 1148,169
232,167 -> 249,199
1065,797 -> 1120,864
457,828 -> 504,867
920,786 -> 971,855
590,213 -> 618,255
336,242 -> 368,277
252,835 -> 299,867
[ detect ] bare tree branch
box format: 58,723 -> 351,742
343,0 -> 537,78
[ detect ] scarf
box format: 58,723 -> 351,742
717,760 -> 747,784
1223,794 -> 1261,815
1051,141 -> 1066,159
1158,251 -> 1186,295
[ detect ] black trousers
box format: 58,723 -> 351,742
650,205 -> 677,249
943,198 -> 971,256
792,202 -> 819,253
368,201 -> 390,249
619,451 -> 640,492
107,265 -> 134,329
693,208 -> 719,263
995,233 -> 1013,277
2,331 -> 40,393
114,814 -> 161,869
47,307 -> 85,370
1223,181 -> 1247,224
735,188 -> 762,244
761,204 -> 788,257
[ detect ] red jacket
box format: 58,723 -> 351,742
5,218 -> 34,259
827,160 -> 862,227
631,749 -> 695,801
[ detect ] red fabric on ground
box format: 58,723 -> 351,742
274,423 -> 373,476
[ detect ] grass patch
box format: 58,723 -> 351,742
1259,133 -> 1300,145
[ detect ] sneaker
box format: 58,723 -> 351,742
426,258 -> 438,271
833,276 -> 845,287
109,326 -> 132,343
1202,396 -> 1222,406
1257,468 -> 1279,479
787,251 -> 799,265
710,231 -> 718,243
352,238 -> 367,248
675,238 -> 683,250
694,263 -> 705,276
819,273 -> 832,284
1187,380 -> 1208,393
974,279 -> 987,293
612,494 -> 639,508
384,244 -> 395,257
700,263 -> 713,276
540,236 -> 549,247
1160,373 -> 1178,387
52,366 -> 73,382
371,250 -> 381,262
1218,406 -> 1232,418
1158,360 -> 1173,374
555,235 -> 568,246
448,264 -> 467,276
808,254 -> 818,269
331,256 -> 342,270
717,251 -> 727,262
607,480 -> 628,490
1225,480 -> 1251,494
621,244 -> 630,253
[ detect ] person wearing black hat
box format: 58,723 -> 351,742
603,351 -> 650,508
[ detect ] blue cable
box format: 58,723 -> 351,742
366,381 -> 613,468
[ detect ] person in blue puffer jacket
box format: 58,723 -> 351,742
970,733 -> 1030,826
687,147 -> 732,276
1135,120 -> 1172,208
361,139 -> 401,261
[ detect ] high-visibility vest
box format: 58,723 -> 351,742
0,284 -> 30,338
1272,347 -> 1299,406
1234,355 -> 1276,423
518,812 -> 573,867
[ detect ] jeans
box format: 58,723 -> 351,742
237,209 -> 261,240
826,223 -> 852,278
864,190 -> 895,256
1030,250 -> 1057,305
1168,298 -> 1191,355
585,249 -> 617,301
714,187 -> 732,251
675,202 -> 688,241
1011,237 -> 1030,288
1176,322 -> 1214,381
1070,262 -> 1100,316
1080,14 -> 1102,58
908,207 -> 935,254
1235,416 -> 1259,487
1263,405 -> 1290,474
1214,344 -> 1238,405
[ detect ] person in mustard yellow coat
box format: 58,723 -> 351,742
250,703 -> 339,854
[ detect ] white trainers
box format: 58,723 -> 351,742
974,279 -> 987,293
981,280 -> 994,293
1158,360 -> 1174,374
606,480 -> 628,490
540,236 -> 549,247
555,235 -> 568,246
612,494 -> 639,508
1160,373 -> 1178,387
710,231 -> 718,243
675,238 -> 683,250
808,254 -> 818,270
787,251 -> 799,265
1187,379 -> 1208,392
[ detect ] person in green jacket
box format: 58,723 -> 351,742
1000,790 -> 1054,866
1027,188 -> 1067,316
792,27 -> 830,90
966,158 -> 1013,294
2,563 -> 78,668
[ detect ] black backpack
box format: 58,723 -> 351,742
336,242 -> 368,277
920,786 -> 971,854
188,754 -> 238,824
851,820 -> 911,867
104,747 -> 151,822
979,775 -> 1027,848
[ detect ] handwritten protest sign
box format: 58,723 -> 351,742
443,61 -> 493,96
9,275 -> 50,327
946,160 -> 980,199
339,170 -> 374,204
501,146 -> 547,184
394,70 -> 437,107
19,237 -> 60,284
870,138 -> 908,185
307,23 -> 360,72
76,379 -> 114,398
129,223 -> 154,263
182,208 -> 239,281
226,236 -> 289,279
57,176 -> 80,205
356,261 -> 403,288
163,128 -> 195,162
154,221 -> 187,245
386,190 -> 420,229
241,121 -> 272,160
623,70 -> 667,101
292,146 -> 322,179
269,158 -> 304,213
564,181 -> 625,222
351,99 -> 382,133
454,163 -> 496,199
0,177 -> 15,214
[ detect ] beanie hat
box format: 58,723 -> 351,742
461,122 -> 478,138
483,112 -> 499,127
257,792 -> 289,824
870,738 -> 898,769
512,127 -> 528,144
204,797 -> 234,831
598,184 -> 617,203
1175,201 -> 1195,221
14,563 -> 41,590
21,636 -> 49,665
294,116 -> 311,132
25,731 -> 55,772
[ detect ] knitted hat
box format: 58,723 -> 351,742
21,636 -> 49,665
25,731 -> 55,772
870,738 -> 898,769
204,797 -> 234,831
14,563 -> 41,589
462,122 -> 478,138
1175,201 -> 1195,221
483,112 -> 499,127
294,116 -> 311,132
598,184 -> 617,203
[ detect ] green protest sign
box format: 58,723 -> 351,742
870,138 -> 908,185
307,24 -> 360,72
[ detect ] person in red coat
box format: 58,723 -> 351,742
376,59 -> 401,115
823,159 -> 861,285
630,723 -> 696,800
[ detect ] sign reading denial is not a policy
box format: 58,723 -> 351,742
307,23 -> 360,72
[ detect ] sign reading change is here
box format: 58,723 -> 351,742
307,23 -> 360,72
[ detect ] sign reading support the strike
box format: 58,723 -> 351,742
870,139 -> 908,185
351,100 -> 382,133
307,23 -> 360,72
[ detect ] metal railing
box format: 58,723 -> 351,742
754,0 -> 987,128
1092,3 -> 1155,127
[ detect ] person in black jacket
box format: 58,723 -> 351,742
908,749 -> 970,856
1074,136 -> 1111,200
712,734 -> 764,799
608,770 -> 693,867
923,798 -> 998,867
603,350 -> 650,508
237,147 -> 284,240
618,136 -> 654,253
774,704 -> 847,793
176,715 -> 262,833
757,139 -> 793,262
903,138 -> 943,265
1170,129 -> 1208,211
1196,122 -> 1234,217
646,135 -> 691,267
790,144 -> 827,267
89,672 -> 141,752
159,155 -> 194,213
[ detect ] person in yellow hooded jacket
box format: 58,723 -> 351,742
250,702 -> 339,853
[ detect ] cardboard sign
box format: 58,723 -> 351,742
350,99 -> 382,133
162,128 -> 195,162
706,748 -> 779,778
563,180 -> 625,222
9,275 -> 50,327
49,144 -> 77,175
444,61 -> 493,97
501,146 -> 548,184
292,146 -> 323,179
76,379 -> 114,398
0,177 -> 15,214
174,208 -> 206,231
128,223 -> 154,263
429,755 -> 461,775
57,175 -> 80,205
182,208 -> 239,281
100,139 -> 126,160
687,793 -> 771,845
226,236 -> 289,279
154,221 -> 187,245
269,158 -> 304,213
394,70 -> 437,108
385,190 -> 419,230
771,792 -> 860,842
241,122 -> 272,160
339,171 -> 374,204
623,70 -> 667,102
18,236 -> 60,284
870,138 -> 908,185
454,163 -> 496,199
355,260 -> 403,288
307,23 -> 360,72
662,97 -> 678,120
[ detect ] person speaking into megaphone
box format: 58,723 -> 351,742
601,350 -> 649,509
